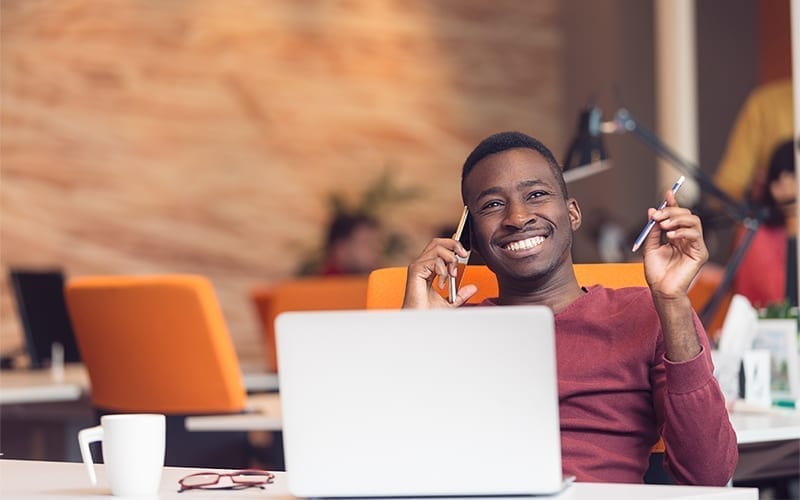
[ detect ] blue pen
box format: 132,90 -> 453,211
631,175 -> 686,252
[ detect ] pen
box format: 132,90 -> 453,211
631,175 -> 686,252
449,206 -> 470,303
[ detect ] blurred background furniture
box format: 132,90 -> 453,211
64,274 -> 250,468
8,269 -> 81,369
251,275 -> 368,373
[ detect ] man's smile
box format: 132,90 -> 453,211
503,235 -> 546,252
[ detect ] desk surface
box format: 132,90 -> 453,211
0,364 -> 88,404
730,408 -> 800,444
0,460 -> 757,499
187,394 -> 800,447
0,364 -> 278,405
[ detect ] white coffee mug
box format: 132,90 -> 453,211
78,413 -> 166,497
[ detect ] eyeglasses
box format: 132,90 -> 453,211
178,470 -> 275,492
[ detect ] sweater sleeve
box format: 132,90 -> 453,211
652,312 -> 739,486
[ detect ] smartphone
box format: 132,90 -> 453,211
448,206 -> 471,303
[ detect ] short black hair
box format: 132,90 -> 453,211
326,213 -> 379,250
461,131 -> 567,202
762,140 -> 796,227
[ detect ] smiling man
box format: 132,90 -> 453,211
402,131 -> 737,485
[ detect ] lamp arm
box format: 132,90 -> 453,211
601,108 -> 767,331
608,109 -> 753,223
698,217 -> 760,329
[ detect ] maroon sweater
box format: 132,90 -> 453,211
482,286 -> 738,485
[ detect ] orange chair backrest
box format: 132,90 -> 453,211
366,263 -> 647,309
365,266 -> 497,309
574,262 -> 647,288
65,275 -> 245,414
251,275 -> 369,372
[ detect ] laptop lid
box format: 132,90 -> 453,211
275,306 -> 563,498
9,270 -> 81,368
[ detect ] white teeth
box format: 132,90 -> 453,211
505,236 -> 545,252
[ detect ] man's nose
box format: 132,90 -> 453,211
503,203 -> 536,229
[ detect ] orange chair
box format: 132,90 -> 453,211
251,275 -> 369,372
65,274 -> 248,467
366,263 -> 646,309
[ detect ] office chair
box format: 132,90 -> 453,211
65,274 -> 249,468
251,275 -> 369,373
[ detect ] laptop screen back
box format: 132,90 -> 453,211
10,270 -> 81,368
276,306 -> 562,498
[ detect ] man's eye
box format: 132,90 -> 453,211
528,190 -> 548,199
481,200 -> 503,210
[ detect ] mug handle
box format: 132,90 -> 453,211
78,425 -> 103,485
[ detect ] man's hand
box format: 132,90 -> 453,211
641,189 -> 709,299
402,238 -> 477,309
641,189 -> 707,362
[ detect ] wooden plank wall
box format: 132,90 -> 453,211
1,0 -> 565,365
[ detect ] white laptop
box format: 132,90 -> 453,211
275,306 -> 567,498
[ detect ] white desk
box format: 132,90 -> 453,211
0,365 -> 278,405
0,364 -> 88,404
730,408 -> 800,444
186,396 -> 800,447
186,392 -> 283,431
242,371 -> 279,393
0,459 -> 757,499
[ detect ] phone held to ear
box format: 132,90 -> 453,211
448,206 -> 471,304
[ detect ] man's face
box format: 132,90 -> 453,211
462,148 -> 581,283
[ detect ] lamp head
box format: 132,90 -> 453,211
562,106 -> 612,183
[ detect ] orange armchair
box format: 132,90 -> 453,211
65,275 -> 245,415
251,275 -> 369,372
366,263 -> 647,309
65,274 -> 251,468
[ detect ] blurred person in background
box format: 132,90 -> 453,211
321,212 -> 384,275
714,78 -> 793,205
732,139 -> 797,308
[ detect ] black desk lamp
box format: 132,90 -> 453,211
562,106 -> 613,183
565,106 -> 766,328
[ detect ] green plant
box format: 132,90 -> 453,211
759,300 -> 798,319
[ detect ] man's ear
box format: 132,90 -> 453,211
568,198 -> 582,231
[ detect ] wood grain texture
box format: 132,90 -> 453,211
1,0 -> 565,364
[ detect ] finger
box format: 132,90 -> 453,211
664,189 -> 679,207
640,208 -> 663,251
450,284 -> 478,307
408,259 -> 436,281
415,238 -> 466,262
662,225 -> 703,240
663,228 -> 707,251
657,212 -> 703,235
437,237 -> 470,258
651,205 -> 691,223
435,260 -> 450,289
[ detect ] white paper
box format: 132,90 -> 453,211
717,294 -> 759,356
713,295 -> 759,402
